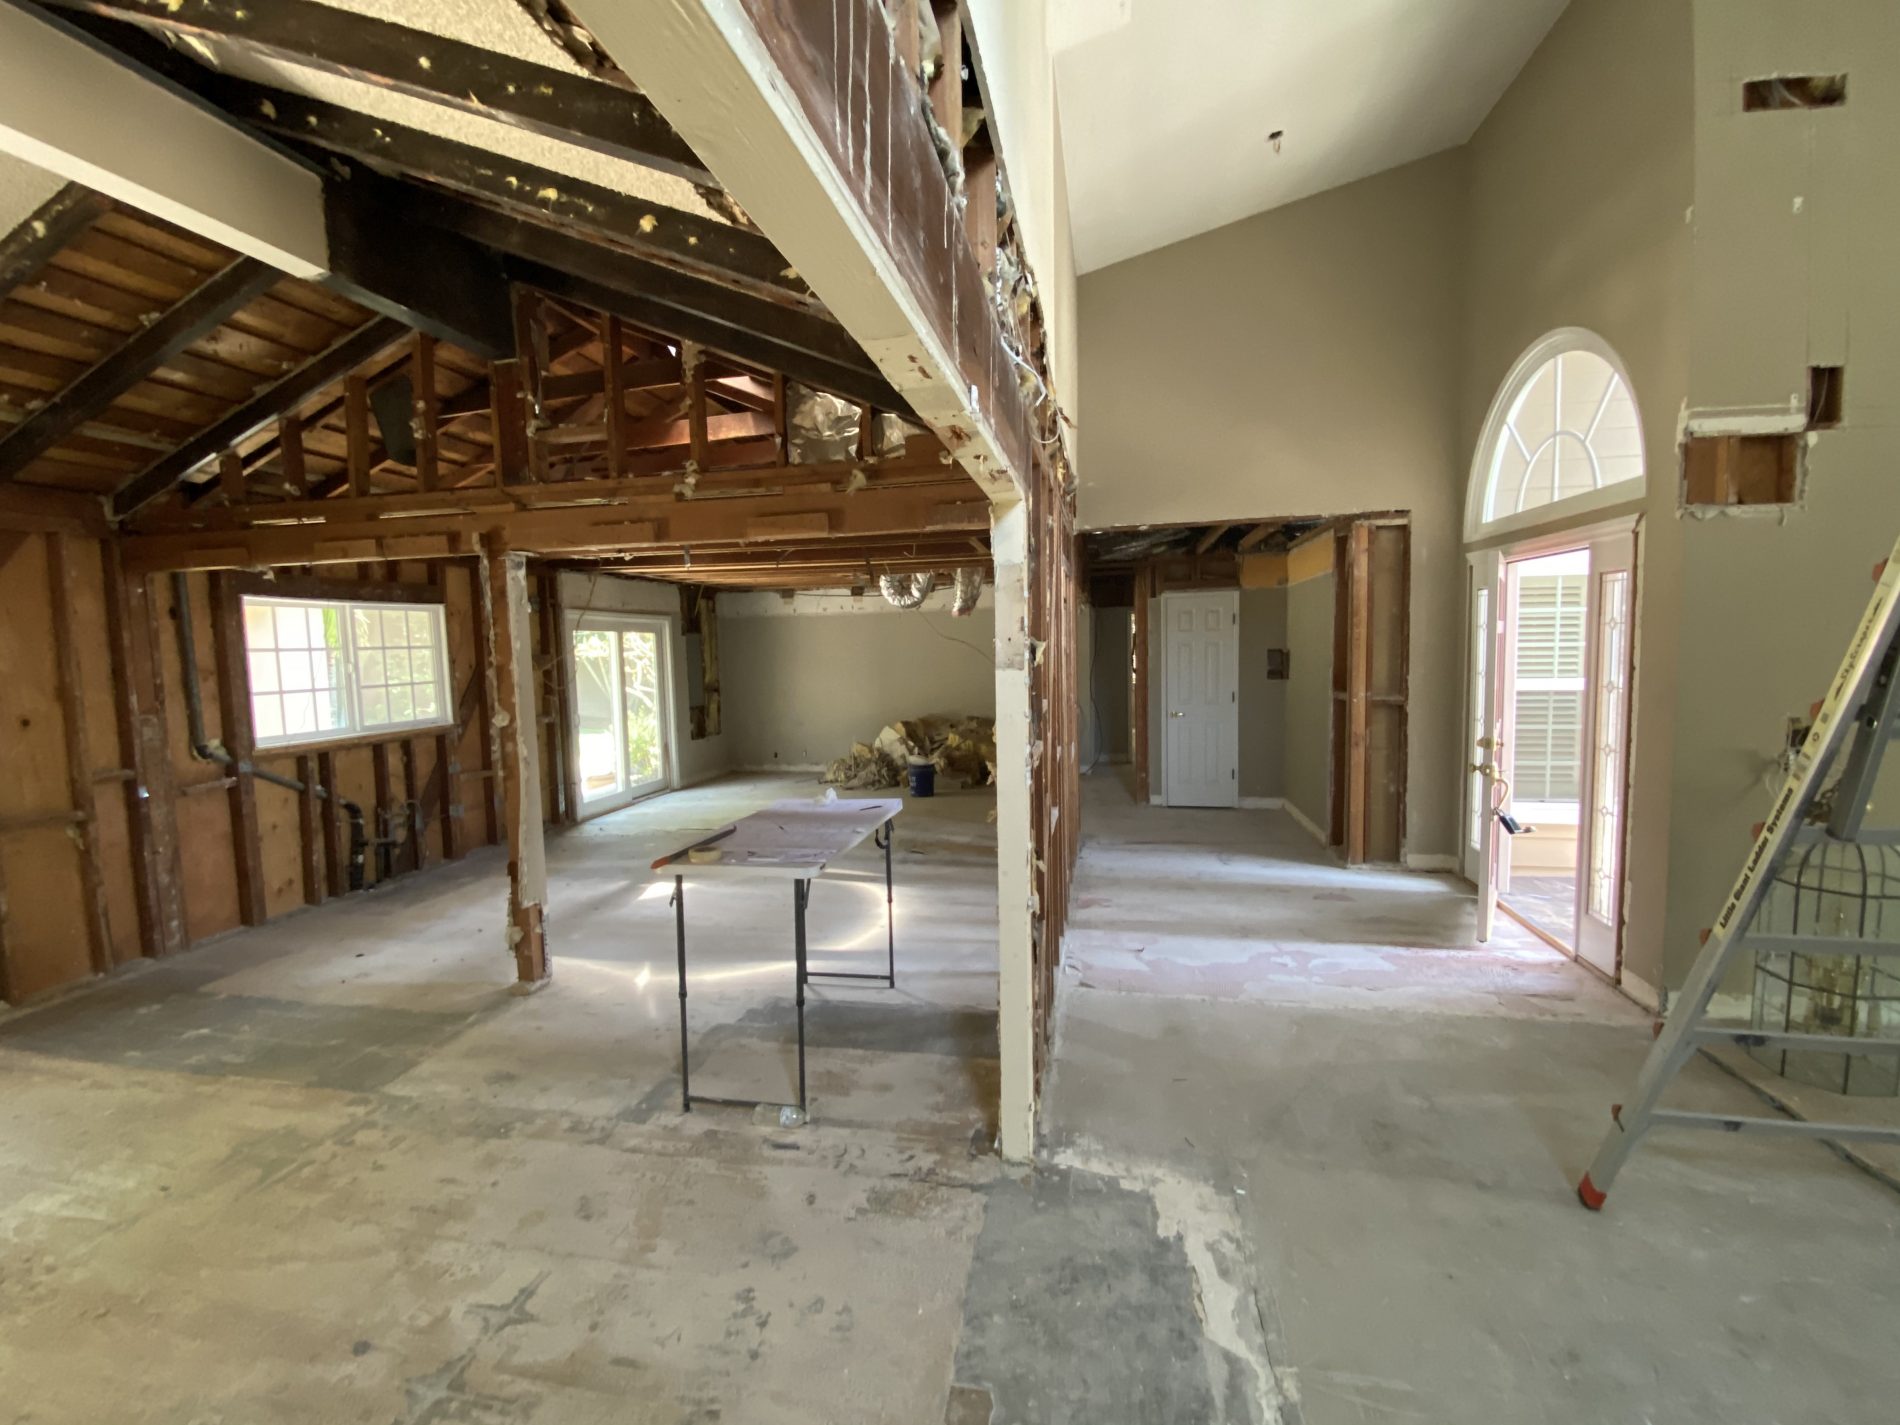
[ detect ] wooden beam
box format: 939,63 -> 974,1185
463,556 -> 503,843
0,183 -> 109,293
400,739 -> 423,871
344,374 -> 371,498
482,540 -> 548,984
295,752 -> 324,905
317,749 -> 347,897
538,571 -> 574,826
277,413 -> 306,492
208,572 -> 266,924
215,82 -> 812,306
1344,522 -> 1372,865
112,316 -> 410,517
103,542 -> 185,956
929,2 -> 964,150
47,534 -> 115,975
489,358 -> 530,488
964,141 -> 998,276
119,471 -> 990,570
0,257 -> 277,481
43,0 -> 711,186
217,449 -> 245,506
1193,524 -> 1230,556
684,343 -> 711,470
1236,522 -> 1281,553
603,316 -> 626,480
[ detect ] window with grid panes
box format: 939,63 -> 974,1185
241,596 -> 451,749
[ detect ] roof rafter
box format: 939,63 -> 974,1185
35,0 -> 713,187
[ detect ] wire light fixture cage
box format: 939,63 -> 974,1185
1750,838 -> 1900,1096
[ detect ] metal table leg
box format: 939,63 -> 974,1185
882,819 -> 895,985
673,873 -> 690,1112
793,877 -> 809,1112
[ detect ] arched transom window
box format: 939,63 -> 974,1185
1469,331 -> 1646,541
1485,348 -> 1642,522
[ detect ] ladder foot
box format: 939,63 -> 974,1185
1577,1173 -> 1607,1211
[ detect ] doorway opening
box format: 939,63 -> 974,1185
569,612 -> 673,817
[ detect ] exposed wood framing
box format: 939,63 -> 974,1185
103,541 -> 186,956
208,571 -> 266,924
295,752 -> 323,905
482,540 -> 548,983
0,257 -> 277,480
0,183 -> 110,293
47,534 -> 115,975
1132,562 -> 1152,803
42,0 -> 712,186
412,334 -> 440,493
537,569 -> 574,825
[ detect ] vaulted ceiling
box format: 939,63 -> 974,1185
1052,0 -> 1570,272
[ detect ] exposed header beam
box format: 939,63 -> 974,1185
214,80 -> 812,308
37,0 -> 713,188
110,315 -> 409,518
0,2 -> 327,276
0,256 -> 278,482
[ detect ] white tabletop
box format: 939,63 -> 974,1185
655,797 -> 902,880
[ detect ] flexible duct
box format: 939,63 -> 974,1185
171,574 -> 369,891
879,572 -> 936,609
949,566 -> 982,617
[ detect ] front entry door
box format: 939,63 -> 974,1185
1162,590 -> 1239,808
1573,531 -> 1636,977
1465,551 -> 1505,941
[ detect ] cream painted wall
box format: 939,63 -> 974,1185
559,573 -> 731,791
1655,0 -> 1900,992
1079,151 -> 1467,856
1461,0 -> 1693,996
1284,574 -> 1335,837
1239,588 -> 1287,801
719,602 -> 998,771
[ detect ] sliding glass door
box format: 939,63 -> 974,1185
570,615 -> 671,816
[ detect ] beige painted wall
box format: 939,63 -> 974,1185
1079,151 -> 1467,855
1655,0 -> 1900,992
1461,0 -> 1694,996
719,601 -> 998,771
1239,587 -> 1287,801
1284,573 -> 1335,837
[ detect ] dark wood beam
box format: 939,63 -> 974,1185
0,257 -> 278,481
0,183 -> 110,293
38,0 -> 712,186
110,315 -> 410,518
210,80 -> 812,307
322,175 -> 513,358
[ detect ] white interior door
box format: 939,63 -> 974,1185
1573,531 -> 1635,976
1465,551 -> 1504,941
1162,590 -> 1239,808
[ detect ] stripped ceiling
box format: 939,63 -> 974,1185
1052,0 -> 1570,272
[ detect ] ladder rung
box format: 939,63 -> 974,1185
1695,1027 -> 1900,1055
1648,1109 -> 1900,1144
1741,933 -> 1900,959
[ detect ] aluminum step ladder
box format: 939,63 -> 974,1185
1579,535 -> 1900,1209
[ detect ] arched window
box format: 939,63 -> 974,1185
1467,330 -> 1645,540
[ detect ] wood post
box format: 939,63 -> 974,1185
466,556 -> 504,842
209,572 -> 266,925
103,541 -> 186,958
603,315 -> 626,479
1131,562 -> 1151,803
538,570 -> 573,824
295,753 -> 324,905
344,375 -> 371,498
401,739 -> 423,871
219,448 -> 245,506
47,535 -> 114,975
684,341 -> 710,472
483,538 -> 548,985
1344,521 -> 1372,865
279,414 -> 306,493
318,749 -> 348,897
490,359 -> 530,487
371,741 -> 393,881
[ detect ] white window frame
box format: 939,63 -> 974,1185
242,594 -> 454,751
1465,328 -> 1647,545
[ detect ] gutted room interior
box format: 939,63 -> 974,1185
0,1 -> 1895,1422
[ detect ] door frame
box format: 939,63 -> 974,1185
1158,588 -> 1240,808
565,609 -> 676,820
1462,515 -> 1640,977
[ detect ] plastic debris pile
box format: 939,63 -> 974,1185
822,715 -> 997,791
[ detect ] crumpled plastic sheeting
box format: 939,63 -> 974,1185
949,566 -> 983,617
822,716 -> 998,791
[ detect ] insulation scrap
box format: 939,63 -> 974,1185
787,384 -> 859,464
821,716 -> 998,791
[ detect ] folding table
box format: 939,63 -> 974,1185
651,796 -> 902,1115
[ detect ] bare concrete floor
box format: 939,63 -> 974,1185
1049,772 -> 1900,1425
0,774 -> 1007,1425
4,770 -> 1896,1424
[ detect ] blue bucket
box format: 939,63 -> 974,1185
906,759 -> 936,797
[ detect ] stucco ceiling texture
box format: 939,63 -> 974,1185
1053,0 -> 1569,272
